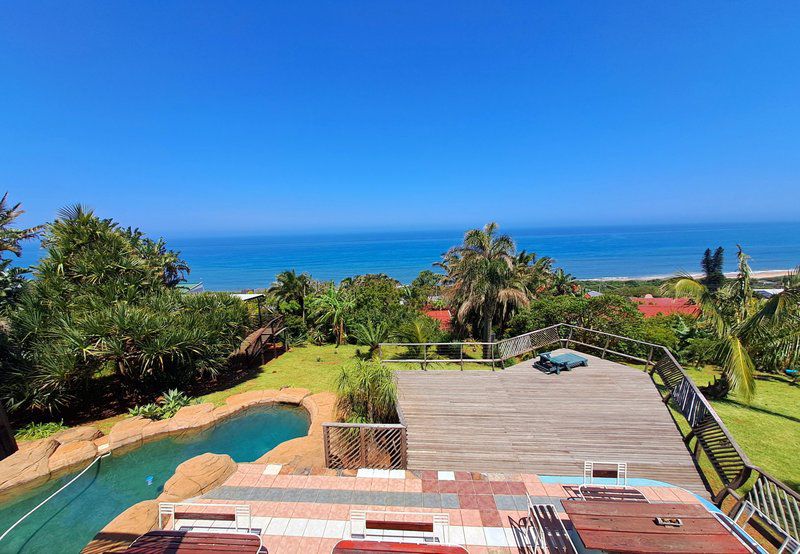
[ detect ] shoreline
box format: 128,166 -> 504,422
584,268 -> 793,282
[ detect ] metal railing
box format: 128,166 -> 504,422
322,422 -> 407,470
379,323 -> 800,546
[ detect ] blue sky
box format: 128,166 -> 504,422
2,1 -> 799,236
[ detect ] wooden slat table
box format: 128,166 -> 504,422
119,530 -> 262,553
562,500 -> 752,553
333,541 -> 468,553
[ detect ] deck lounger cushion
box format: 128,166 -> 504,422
534,352 -> 588,374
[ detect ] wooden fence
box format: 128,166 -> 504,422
379,323 -> 800,546
322,423 -> 407,470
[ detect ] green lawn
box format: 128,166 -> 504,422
682,365 -> 800,492
199,344 -> 360,405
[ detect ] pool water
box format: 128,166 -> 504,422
0,405 -> 309,554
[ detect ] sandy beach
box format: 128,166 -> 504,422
590,268 -> 794,282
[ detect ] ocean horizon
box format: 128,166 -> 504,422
13,221 -> 800,291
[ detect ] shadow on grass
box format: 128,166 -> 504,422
715,397 -> 800,425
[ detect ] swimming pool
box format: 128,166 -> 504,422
0,405 -> 309,553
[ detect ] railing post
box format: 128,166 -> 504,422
459,343 -> 464,371
401,428 -> 408,468
322,425 -> 331,468
646,346 -> 654,372
423,343 -> 427,370
359,427 -> 367,468
601,336 -> 611,359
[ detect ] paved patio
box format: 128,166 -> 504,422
194,462 -> 703,554
395,348 -> 708,495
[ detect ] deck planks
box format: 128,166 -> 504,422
395,349 -> 708,496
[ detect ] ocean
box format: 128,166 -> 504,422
13,222 -> 800,291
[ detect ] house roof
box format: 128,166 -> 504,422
423,309 -> 452,331
631,295 -> 700,318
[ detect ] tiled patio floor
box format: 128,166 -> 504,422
188,463 -> 704,553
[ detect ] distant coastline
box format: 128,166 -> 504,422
13,222 -> 800,290
590,268 -> 793,282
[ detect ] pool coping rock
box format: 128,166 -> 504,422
0,387 -> 331,504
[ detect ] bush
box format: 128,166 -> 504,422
0,206 -> 250,415
128,389 -> 195,420
15,421 -> 67,441
336,360 -> 397,423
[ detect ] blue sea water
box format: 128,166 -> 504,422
13,222 -> 800,291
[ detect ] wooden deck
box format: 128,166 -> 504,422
394,349 -> 709,496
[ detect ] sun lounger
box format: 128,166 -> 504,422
533,352 -> 588,374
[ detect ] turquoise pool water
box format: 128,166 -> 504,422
0,405 -> 309,553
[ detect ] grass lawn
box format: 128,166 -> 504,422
199,344 -> 360,405
683,365 -> 800,492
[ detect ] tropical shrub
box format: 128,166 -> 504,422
336,360 -> 397,423
14,420 -> 67,441
128,389 -> 196,420
0,206 -> 250,414
351,319 -> 391,359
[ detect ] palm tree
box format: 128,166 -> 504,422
552,268 -> 580,296
0,193 -> 43,256
438,222 -> 529,343
671,247 -> 800,400
269,270 -> 312,323
309,284 -> 354,346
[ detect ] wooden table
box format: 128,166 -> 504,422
333,541 -> 468,554
120,530 -> 262,553
562,500 -> 752,553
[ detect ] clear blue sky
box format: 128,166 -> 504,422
2,1 -> 799,236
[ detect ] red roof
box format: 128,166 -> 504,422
631,296 -> 700,318
423,309 -> 453,331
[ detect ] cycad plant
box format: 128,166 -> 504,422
352,319 -> 391,359
335,360 -> 397,423
671,247 -> 800,400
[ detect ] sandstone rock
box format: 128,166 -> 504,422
141,419 -> 171,443
167,403 -> 216,433
211,405 -> 231,421
158,453 -> 237,503
53,426 -> 103,444
108,416 -> 151,452
48,440 -> 98,475
276,387 -> 310,404
81,500 -> 159,554
224,390 -> 268,410
0,438 -> 58,499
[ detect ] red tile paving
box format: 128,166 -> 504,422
189,463 -> 708,553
